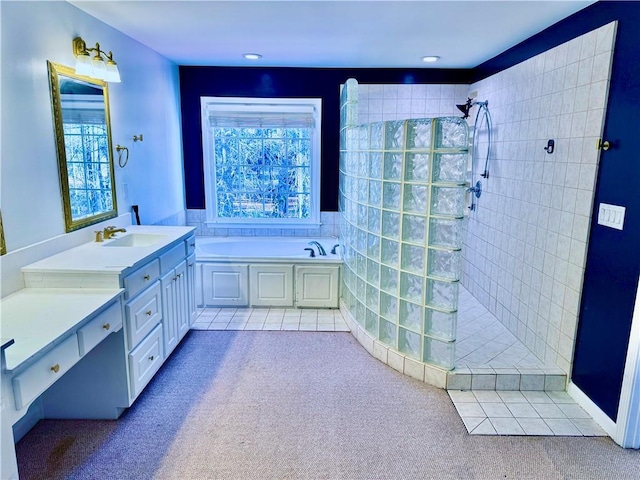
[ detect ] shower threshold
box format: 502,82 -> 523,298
448,285 -> 567,391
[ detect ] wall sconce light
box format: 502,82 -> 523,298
72,36 -> 121,83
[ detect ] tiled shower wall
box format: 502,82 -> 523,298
461,22 -> 617,374
357,84 -> 470,124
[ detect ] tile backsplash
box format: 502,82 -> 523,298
185,210 -> 339,238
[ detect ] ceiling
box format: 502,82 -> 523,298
69,0 -> 597,68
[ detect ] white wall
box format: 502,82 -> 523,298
0,1 -> 185,252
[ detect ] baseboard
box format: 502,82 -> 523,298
567,382 -> 616,437
12,399 -> 43,442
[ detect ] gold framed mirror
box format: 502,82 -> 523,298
0,210 -> 6,255
47,61 -> 118,232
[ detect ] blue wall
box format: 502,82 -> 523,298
179,67 -> 471,211
178,0 -> 639,421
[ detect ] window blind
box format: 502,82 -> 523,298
205,103 -> 316,128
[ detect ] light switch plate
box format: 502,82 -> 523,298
597,203 -> 625,230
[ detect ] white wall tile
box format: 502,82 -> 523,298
461,23 -> 615,375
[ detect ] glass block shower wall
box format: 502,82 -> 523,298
339,79 -> 469,370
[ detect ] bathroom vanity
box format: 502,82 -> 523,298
0,225 -> 195,480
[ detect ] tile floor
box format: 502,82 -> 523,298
191,307 -> 351,332
448,389 -> 608,436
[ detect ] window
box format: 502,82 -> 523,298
201,97 -> 322,227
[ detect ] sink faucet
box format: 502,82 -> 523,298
103,226 -> 127,239
308,241 -> 326,256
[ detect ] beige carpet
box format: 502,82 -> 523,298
16,331 -> 639,479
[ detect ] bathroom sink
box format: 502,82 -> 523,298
103,233 -> 168,247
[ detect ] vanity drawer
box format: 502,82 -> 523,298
128,323 -> 164,398
185,235 -> 196,256
12,334 -> 80,410
77,300 -> 123,356
125,282 -> 162,348
159,243 -> 186,274
124,259 -> 160,300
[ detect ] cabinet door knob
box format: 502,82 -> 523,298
51,364 -> 60,373
148,355 -> 154,361
146,310 -> 152,316
144,274 -> 150,281
103,323 -> 111,330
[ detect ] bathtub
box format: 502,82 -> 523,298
196,236 -> 340,261
194,237 -> 342,308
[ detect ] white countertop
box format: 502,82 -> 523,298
0,288 -> 123,372
21,225 -> 195,275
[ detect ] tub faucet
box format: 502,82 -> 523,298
308,241 -> 326,256
104,226 -> 127,239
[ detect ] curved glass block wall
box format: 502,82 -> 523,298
339,79 -> 468,371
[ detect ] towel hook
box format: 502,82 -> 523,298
115,145 -> 129,167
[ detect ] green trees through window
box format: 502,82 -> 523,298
213,127 -> 311,219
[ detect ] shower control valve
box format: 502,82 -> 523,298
467,180 -> 482,199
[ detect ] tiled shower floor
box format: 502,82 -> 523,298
449,285 -> 567,393
455,285 -> 554,371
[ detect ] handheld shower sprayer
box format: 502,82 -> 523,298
457,97 -> 493,211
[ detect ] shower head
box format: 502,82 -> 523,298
456,98 -> 489,119
456,98 -> 473,119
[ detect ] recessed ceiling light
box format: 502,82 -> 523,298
421,56 -> 440,63
243,53 -> 262,60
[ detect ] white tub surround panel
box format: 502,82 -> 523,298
195,236 -> 341,309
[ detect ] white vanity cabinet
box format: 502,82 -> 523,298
160,259 -> 189,356
122,262 -> 164,398
16,226 -> 197,410
186,254 -> 198,326
2,225 -> 196,479
123,234 -> 196,395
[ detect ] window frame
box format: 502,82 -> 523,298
200,96 -> 322,228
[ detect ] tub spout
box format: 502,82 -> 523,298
308,241 -> 326,256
